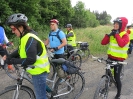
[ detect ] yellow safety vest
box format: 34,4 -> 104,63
129,29 -> 133,40
66,30 -> 76,46
19,33 -> 50,75
107,31 -> 129,59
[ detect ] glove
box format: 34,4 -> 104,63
108,29 -> 119,36
6,58 -> 14,65
53,47 -> 59,51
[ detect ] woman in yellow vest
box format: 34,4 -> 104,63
6,13 -> 50,99
101,17 -> 129,99
127,25 -> 133,54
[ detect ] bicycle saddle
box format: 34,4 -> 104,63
51,58 -> 66,64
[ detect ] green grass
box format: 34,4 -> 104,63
10,25 -> 112,55
74,25 -> 112,55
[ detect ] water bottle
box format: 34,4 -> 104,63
62,64 -> 67,72
111,68 -> 114,76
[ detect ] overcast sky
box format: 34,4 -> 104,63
71,0 -> 133,24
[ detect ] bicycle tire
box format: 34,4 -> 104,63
4,64 -> 20,80
0,85 -> 35,99
68,53 -> 82,67
53,72 -> 85,99
77,49 -> 90,63
93,76 -> 109,99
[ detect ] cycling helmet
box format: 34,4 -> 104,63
66,24 -> 72,28
113,17 -> 122,24
50,19 -> 59,25
6,13 -> 28,25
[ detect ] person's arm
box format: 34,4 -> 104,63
58,31 -> 67,49
115,33 -> 129,47
101,34 -> 110,45
9,37 -> 38,67
0,46 -> 6,57
3,30 -> 9,44
66,32 -> 74,38
127,29 -> 131,34
9,48 -> 19,58
44,39 -> 49,46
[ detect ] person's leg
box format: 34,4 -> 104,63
32,72 -> 48,99
114,64 -> 122,98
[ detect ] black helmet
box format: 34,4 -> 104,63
66,24 -> 72,28
113,17 -> 122,24
6,13 -> 28,26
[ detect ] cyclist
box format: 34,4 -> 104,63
6,13 -> 50,99
127,25 -> 133,54
45,19 -> 67,59
101,17 -> 129,99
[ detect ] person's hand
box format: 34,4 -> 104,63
108,29 -> 119,36
53,47 -> 58,51
2,55 -> 6,61
50,49 -> 55,52
7,42 -> 14,47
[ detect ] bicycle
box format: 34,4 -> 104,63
92,56 -> 127,99
76,41 -> 90,63
64,44 -> 82,67
0,44 -> 20,80
0,58 -> 85,99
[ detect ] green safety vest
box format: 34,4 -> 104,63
66,30 -> 76,46
107,31 -> 129,59
19,33 -> 50,75
129,29 -> 133,40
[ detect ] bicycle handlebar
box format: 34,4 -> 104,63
92,55 -> 128,65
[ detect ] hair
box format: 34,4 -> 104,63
13,22 -> 31,33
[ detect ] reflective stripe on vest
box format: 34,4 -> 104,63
66,30 -> 76,46
19,33 -> 50,75
129,29 -> 133,40
107,31 -> 129,59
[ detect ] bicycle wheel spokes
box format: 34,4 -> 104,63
54,72 -> 85,99
4,64 -> 20,80
0,86 -> 35,99
93,76 -> 109,99
68,54 -> 82,67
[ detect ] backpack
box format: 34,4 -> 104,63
49,29 -> 62,43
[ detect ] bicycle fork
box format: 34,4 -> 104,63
12,85 -> 21,99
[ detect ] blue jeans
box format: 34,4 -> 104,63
32,72 -> 48,99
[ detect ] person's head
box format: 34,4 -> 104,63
50,19 -> 59,31
66,24 -> 72,31
113,17 -> 128,32
127,25 -> 132,29
6,13 -> 31,37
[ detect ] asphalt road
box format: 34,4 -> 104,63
0,54 -> 133,99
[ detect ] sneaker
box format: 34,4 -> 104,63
115,94 -> 120,99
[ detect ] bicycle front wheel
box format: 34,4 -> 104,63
77,49 -> 90,63
68,54 -> 82,67
0,85 -> 35,99
4,64 -> 20,80
53,72 -> 85,99
93,76 -> 109,99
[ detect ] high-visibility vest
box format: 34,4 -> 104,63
129,29 -> 133,40
19,33 -> 50,75
66,30 -> 76,46
107,31 -> 129,59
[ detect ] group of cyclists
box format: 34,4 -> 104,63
0,13 -> 132,99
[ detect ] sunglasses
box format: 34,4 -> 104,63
50,23 -> 55,26
11,27 -> 17,31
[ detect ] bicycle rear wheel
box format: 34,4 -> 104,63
93,76 -> 109,99
0,85 -> 35,99
68,54 -> 82,67
53,72 -> 85,99
77,49 -> 90,63
4,64 -> 20,80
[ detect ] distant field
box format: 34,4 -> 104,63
11,25 -> 113,55
74,25 -> 112,55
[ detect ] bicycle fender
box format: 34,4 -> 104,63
101,75 -> 110,81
